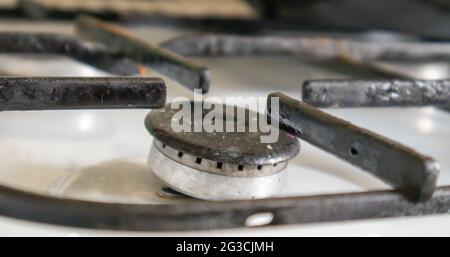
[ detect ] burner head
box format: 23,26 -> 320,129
145,101 -> 300,200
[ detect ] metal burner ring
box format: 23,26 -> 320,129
153,139 -> 287,177
148,141 -> 287,201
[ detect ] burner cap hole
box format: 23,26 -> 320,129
257,165 -> 263,170
196,157 -> 202,164
216,162 -> 223,169
350,147 -> 359,156
238,164 -> 244,171
177,151 -> 183,158
245,212 -> 274,227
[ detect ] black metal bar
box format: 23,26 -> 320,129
161,34 -> 339,56
0,77 -> 166,111
267,92 -> 439,201
0,181 -> 449,231
0,32 -> 142,76
75,15 -> 210,93
302,79 -> 450,108
161,34 -> 450,62
18,0 -> 122,20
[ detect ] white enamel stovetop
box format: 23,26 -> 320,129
0,20 -> 449,236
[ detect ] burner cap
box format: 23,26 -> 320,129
145,101 -> 299,166
145,101 -> 300,200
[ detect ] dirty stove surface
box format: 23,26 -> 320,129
0,20 -> 449,236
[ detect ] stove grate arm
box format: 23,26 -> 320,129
75,15 -> 210,94
267,92 -> 440,202
302,79 -> 450,108
0,77 -> 166,111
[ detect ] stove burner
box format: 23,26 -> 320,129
145,101 -> 300,200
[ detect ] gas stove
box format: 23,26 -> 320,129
0,8 -> 450,236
